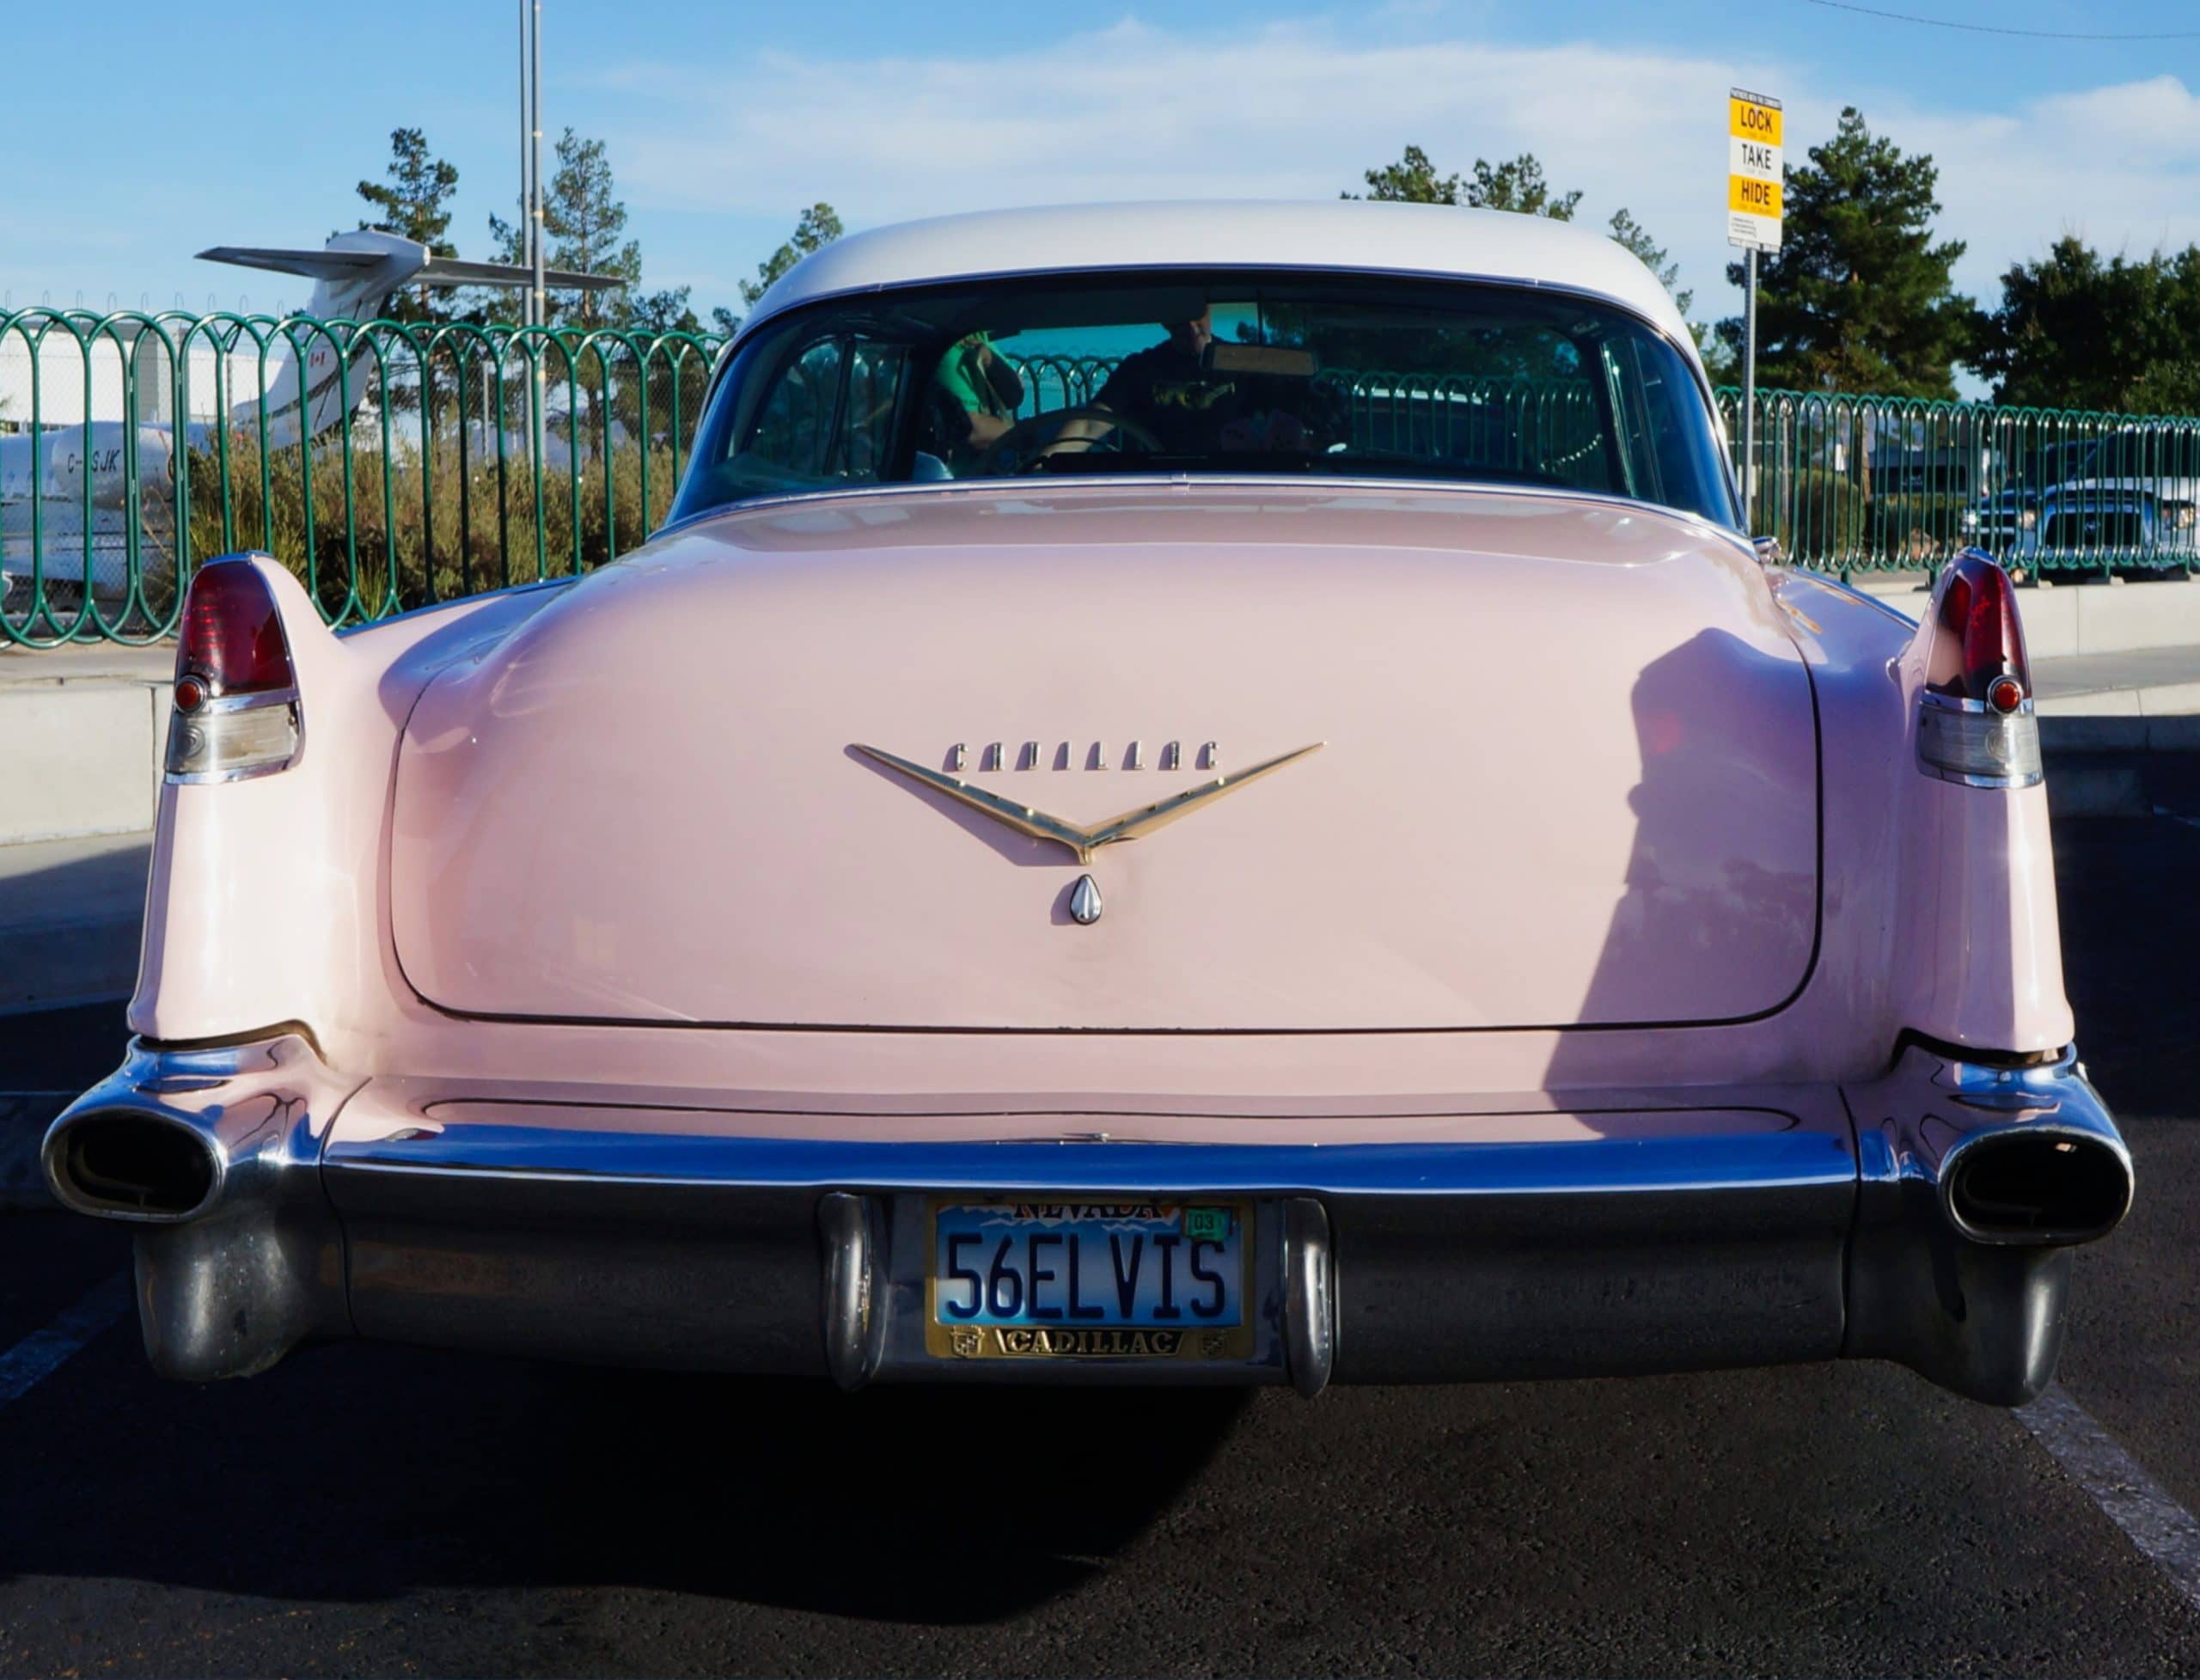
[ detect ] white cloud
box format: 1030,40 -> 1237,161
591,16 -> 2200,328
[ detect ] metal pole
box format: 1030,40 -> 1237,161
530,0 -> 546,329
1741,245 -> 1758,530
517,0 -> 533,327
528,0 -> 546,480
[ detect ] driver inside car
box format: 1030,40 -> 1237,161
1048,307 -> 1332,461
1089,309 -> 1218,451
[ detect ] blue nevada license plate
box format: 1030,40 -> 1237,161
925,1199 -> 1256,1362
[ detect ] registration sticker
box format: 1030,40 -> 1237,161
925,1199 -> 1256,1361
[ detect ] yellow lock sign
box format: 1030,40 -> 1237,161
1727,88 -> 1784,252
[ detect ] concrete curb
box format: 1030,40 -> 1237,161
2040,729 -> 2200,816
0,1094 -> 64,1210
0,832 -> 150,1017
2042,715 -> 2200,754
0,912 -> 143,1016
0,645 -> 174,846
2046,757 -> 2153,819
1856,572 -> 2200,661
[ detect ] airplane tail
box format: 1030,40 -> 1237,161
197,230 -> 625,448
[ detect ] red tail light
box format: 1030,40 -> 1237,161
1928,550 -> 2030,706
165,556 -> 302,783
1916,549 -> 2041,790
175,558 -> 294,699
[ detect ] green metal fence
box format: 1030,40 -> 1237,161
1718,387 -> 2200,578
9,307 -> 2200,649
0,309 -> 721,646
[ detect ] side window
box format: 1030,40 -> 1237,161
743,338 -> 850,479
734,336 -> 913,486
1597,333 -> 1727,519
1599,337 -> 1661,504
843,341 -> 911,476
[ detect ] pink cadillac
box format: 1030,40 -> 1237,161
45,202 -> 2130,1403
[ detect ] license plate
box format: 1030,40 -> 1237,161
925,1198 -> 1256,1362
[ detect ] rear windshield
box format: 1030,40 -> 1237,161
669,270 -> 1735,527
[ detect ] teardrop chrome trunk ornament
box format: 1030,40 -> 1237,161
1068,874 -> 1103,926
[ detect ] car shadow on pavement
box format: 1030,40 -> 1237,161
2051,797 -> 2200,1119
0,1336 -> 1248,1623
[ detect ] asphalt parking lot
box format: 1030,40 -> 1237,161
3,804 -> 2200,1677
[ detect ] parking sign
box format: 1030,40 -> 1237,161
1728,89 -> 1783,252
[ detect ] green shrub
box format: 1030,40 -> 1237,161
182,432 -> 686,626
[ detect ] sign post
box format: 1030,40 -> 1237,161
1727,87 -> 1783,530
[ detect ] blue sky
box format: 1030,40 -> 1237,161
7,0 -> 2198,344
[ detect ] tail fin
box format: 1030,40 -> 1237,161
197,231 -> 626,447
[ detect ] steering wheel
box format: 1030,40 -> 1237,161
981,406 -> 1164,474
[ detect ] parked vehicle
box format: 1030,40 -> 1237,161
1963,429 -> 2200,572
46,202 -> 2129,1403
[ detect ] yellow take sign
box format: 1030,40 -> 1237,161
1728,88 -> 1783,252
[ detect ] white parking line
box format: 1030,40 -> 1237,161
2018,1382 -> 2200,1614
0,1273 -> 131,1408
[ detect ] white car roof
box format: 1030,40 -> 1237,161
742,199 -> 1696,350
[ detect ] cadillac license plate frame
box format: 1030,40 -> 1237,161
924,1196 -> 1259,1362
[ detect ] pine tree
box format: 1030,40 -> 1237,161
1348,151 -> 1702,342
356,127 -> 460,322
1346,145 -> 1462,205
1717,107 -> 1971,398
488,127 -> 643,328
738,205 -> 844,309
1462,155 -> 1580,221
1607,209 -> 1690,319
1346,148 -> 1580,219
624,286 -> 702,336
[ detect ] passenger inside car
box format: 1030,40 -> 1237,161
926,330 -> 1024,469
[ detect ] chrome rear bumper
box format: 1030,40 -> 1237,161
43,1036 -> 2130,1405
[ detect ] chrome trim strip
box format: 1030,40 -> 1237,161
1919,690 -> 2037,718
1923,767 -> 2047,791
647,473 -> 1757,564
733,262 -> 1703,379
1915,687 -> 2044,790
185,687 -> 300,717
854,738 -> 1324,865
325,1124 -> 1855,1197
164,757 -> 297,788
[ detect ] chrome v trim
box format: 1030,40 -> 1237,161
852,742 -> 1324,864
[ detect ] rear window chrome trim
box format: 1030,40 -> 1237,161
689,264 -> 1740,530
644,473 -> 1758,565
735,262 -> 1694,368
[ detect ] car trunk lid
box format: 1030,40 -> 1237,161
389,484 -> 1817,1031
